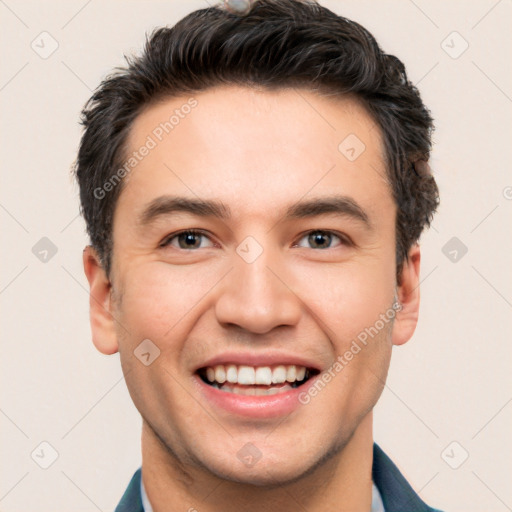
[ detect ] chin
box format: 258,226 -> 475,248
205,461 -> 314,488
196,440 -> 342,488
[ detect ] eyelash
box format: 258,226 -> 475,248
160,229 -> 353,250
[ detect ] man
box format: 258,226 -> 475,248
75,0 -> 443,510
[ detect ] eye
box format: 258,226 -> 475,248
160,230 -> 215,250
294,230 -> 349,249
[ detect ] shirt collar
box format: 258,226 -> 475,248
140,471 -> 386,512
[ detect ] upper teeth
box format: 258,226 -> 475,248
204,364 -> 307,386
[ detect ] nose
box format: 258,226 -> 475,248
214,245 -> 302,335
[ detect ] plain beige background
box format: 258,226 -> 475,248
1,1 -> 511,510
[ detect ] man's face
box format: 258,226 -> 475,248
89,86 -> 415,484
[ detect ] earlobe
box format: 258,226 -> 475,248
82,246 -> 119,355
391,245 -> 421,346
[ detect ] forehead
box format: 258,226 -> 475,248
118,85 -> 391,222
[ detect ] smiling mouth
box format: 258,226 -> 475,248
197,364 -> 319,396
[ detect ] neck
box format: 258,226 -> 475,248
141,413 -> 374,512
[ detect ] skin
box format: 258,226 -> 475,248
83,85 -> 421,511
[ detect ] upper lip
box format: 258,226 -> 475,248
195,351 -> 322,372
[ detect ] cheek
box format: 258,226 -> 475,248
115,261 -> 225,342
113,264 -> 219,434
291,258 -> 395,406
291,257 -> 396,345
316,320 -> 393,432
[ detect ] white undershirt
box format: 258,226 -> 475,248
140,476 -> 385,511
371,481 -> 385,512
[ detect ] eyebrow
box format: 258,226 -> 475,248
285,195 -> 370,227
137,194 -> 371,228
139,195 -> 231,225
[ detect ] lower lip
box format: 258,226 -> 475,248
194,375 -> 317,419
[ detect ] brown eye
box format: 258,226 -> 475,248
162,230 -> 214,250
295,230 -> 347,249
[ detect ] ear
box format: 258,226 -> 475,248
392,244 -> 421,346
82,246 -> 119,355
